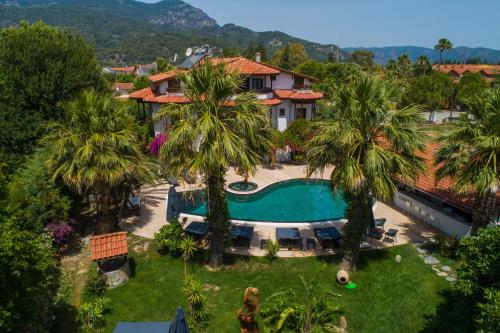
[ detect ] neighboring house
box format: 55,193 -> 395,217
129,54 -> 323,134
111,82 -> 135,97
433,64 -> 500,82
395,143 -> 500,238
103,63 -> 157,77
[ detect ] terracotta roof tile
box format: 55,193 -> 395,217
149,70 -> 183,83
225,98 -> 282,107
129,87 -> 153,100
111,82 -> 135,91
210,57 -> 281,75
110,66 -> 136,74
274,89 -> 324,100
144,94 -> 191,104
433,64 -> 500,76
90,232 -> 128,261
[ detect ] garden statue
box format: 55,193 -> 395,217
237,287 -> 260,333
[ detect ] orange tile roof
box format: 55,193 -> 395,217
90,232 -> 128,261
129,87 -> 153,100
111,82 -> 135,91
433,64 -> 500,76
110,66 -> 136,74
274,89 -> 324,100
210,57 -> 281,76
144,94 -> 191,104
225,98 -> 283,107
149,70 -> 183,83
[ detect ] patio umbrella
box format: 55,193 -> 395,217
168,307 -> 190,333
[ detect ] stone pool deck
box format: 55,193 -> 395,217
119,164 -> 441,257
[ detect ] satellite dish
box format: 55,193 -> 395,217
185,48 -> 193,57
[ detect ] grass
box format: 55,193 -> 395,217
87,237 -> 458,333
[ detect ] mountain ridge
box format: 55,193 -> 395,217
0,0 -> 348,64
343,46 -> 500,64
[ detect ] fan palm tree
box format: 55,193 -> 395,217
416,55 -> 431,75
263,270 -> 343,333
397,53 -> 412,68
434,38 -> 453,64
306,75 -> 427,269
435,89 -> 500,235
179,235 -> 198,280
155,61 -> 274,267
44,90 -> 157,233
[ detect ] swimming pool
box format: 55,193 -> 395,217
176,179 -> 347,222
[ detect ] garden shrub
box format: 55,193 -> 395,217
46,221 -> 75,247
154,218 -> 186,255
78,297 -> 110,330
265,239 -> 279,262
432,233 -> 460,259
84,270 -> 107,296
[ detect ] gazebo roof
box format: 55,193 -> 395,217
90,232 -> 128,261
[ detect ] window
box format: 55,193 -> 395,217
279,108 -> 286,117
295,108 -> 307,119
293,76 -> 305,89
270,75 -> 277,81
251,78 -> 264,90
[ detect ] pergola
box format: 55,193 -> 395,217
90,232 -> 128,271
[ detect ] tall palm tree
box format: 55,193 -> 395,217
397,53 -> 412,68
416,55 -> 431,75
44,90 -> 156,233
434,38 -> 453,64
155,61 -> 274,267
435,89 -> 500,235
306,75 -> 427,269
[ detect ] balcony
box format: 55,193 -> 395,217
292,84 -> 313,91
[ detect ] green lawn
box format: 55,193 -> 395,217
90,237 -> 458,333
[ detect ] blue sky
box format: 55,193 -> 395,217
140,0 -> 500,49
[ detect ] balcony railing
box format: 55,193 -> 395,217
292,84 -> 313,90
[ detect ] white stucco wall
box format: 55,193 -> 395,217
393,191 -> 471,238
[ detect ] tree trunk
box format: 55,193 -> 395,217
95,185 -> 113,234
471,190 -> 496,235
342,189 -> 374,271
206,167 -> 231,267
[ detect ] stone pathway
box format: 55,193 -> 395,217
414,244 -> 457,283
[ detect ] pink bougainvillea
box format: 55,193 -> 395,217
150,133 -> 167,155
46,221 -> 74,246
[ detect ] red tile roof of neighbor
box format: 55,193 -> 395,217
144,94 -> 191,104
90,232 -> 128,261
111,66 -> 136,73
274,89 -> 324,100
149,70 -> 183,83
210,57 -> 281,76
433,64 -> 500,76
225,98 -> 283,107
129,87 -> 153,99
111,82 -> 135,91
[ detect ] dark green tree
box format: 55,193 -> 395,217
242,43 -> 267,61
402,71 -> 453,110
455,72 -> 488,108
0,220 -> 60,332
350,50 -> 374,69
434,38 -> 453,64
0,21 -> 102,173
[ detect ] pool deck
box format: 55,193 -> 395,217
119,164 -> 441,257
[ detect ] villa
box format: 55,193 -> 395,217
129,53 -> 323,134
433,64 -> 500,82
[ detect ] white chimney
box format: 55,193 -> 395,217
255,52 -> 261,63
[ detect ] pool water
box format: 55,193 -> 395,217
177,179 -> 347,222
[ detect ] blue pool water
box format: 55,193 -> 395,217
177,179 -> 347,222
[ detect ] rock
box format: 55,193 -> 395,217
432,267 -> 440,272
395,255 -> 401,263
203,284 -> 221,292
77,269 -> 88,275
441,265 -> 452,272
416,247 -> 429,255
424,255 -> 440,265
446,276 -> 457,283
437,272 -> 448,277
103,260 -> 130,289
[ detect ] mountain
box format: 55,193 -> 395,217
343,46 -> 500,65
0,0 -> 348,64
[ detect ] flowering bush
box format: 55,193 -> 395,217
46,221 -> 74,246
150,133 -> 167,155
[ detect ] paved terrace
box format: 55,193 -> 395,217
119,164 -> 441,257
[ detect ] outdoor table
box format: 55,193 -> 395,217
385,228 -> 399,244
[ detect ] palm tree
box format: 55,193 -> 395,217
44,90 -> 156,233
416,55 -> 431,75
397,53 -> 412,68
434,38 -> 453,64
264,270 -> 343,333
179,235 -> 198,280
155,61 -> 274,267
306,75 -> 427,269
435,89 -> 500,235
